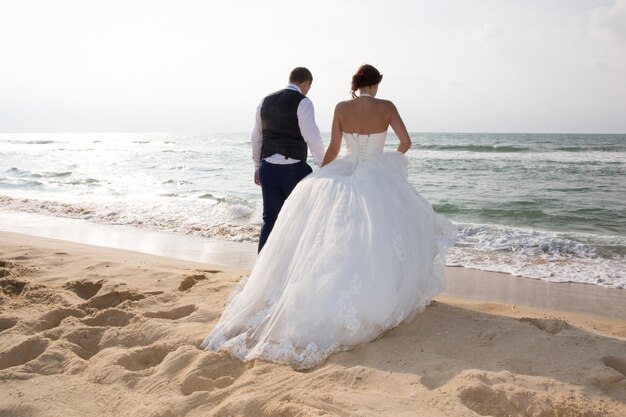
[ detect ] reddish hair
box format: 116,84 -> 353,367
351,64 -> 383,97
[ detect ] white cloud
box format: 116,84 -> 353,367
589,0 -> 626,48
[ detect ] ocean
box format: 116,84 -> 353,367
1,132 -> 624,288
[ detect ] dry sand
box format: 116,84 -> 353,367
0,231 -> 625,416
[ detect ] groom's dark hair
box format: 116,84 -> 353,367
289,67 -> 313,84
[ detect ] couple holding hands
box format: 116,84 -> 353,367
202,64 -> 456,370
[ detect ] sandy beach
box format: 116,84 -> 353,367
1,231 -> 625,416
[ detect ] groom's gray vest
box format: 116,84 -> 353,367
260,89 -> 308,161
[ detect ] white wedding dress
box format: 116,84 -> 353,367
202,131 -> 456,369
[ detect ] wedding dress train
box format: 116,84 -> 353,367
202,131 -> 456,369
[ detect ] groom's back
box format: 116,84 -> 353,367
261,89 -> 306,141
259,88 -> 308,162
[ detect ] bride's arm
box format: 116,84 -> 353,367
389,103 -> 412,153
321,104 -> 343,167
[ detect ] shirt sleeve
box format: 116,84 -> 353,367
297,98 -> 325,166
251,99 -> 264,169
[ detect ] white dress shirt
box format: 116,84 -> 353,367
251,84 -> 325,168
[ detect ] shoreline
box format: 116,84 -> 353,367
2,199 -> 625,290
0,209 -> 258,269
1,224 -> 623,320
1,230 -> 625,416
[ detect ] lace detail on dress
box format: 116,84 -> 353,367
336,274 -> 363,335
251,340 -> 342,370
206,327 -> 345,370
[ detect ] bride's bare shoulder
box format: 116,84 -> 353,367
334,100 -> 352,113
379,99 -> 400,114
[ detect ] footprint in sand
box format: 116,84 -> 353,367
179,352 -> 244,395
178,274 -> 209,291
63,280 -> 103,300
81,308 -> 137,327
81,289 -> 147,310
0,277 -> 28,296
459,381 -> 518,415
62,326 -> 109,360
115,343 -> 175,372
39,310 -> 137,361
30,307 -> 86,332
593,356 -> 626,402
0,260 -> 17,276
519,317 -> 570,334
143,304 -> 197,320
0,336 -> 50,370
602,356 -> 626,377
459,377 -> 611,417
0,317 -> 17,333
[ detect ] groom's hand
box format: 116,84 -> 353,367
254,169 -> 261,186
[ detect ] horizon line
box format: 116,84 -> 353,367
1,130 -> 625,136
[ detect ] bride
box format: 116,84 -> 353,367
202,64 -> 456,369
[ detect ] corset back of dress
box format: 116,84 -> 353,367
343,131 -> 387,164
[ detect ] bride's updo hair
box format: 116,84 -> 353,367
351,64 -> 383,98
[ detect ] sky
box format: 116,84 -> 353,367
1,0 -> 625,133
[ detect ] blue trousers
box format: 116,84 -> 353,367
258,160 -> 312,252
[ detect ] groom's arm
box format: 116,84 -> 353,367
297,98 -> 325,166
251,100 -> 264,185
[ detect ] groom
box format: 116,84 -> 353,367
251,67 -> 325,252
